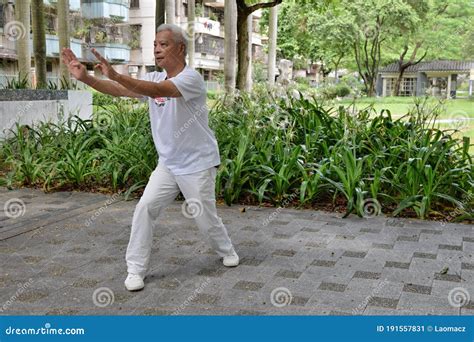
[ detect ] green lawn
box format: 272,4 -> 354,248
335,97 -> 474,152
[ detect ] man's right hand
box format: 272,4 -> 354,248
61,48 -> 87,82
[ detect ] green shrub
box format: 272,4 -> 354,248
1,92 -> 472,221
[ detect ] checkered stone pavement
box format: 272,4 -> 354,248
0,187 -> 473,316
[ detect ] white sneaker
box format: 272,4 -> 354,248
124,273 -> 144,291
223,250 -> 239,267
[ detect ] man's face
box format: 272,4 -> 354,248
154,30 -> 185,70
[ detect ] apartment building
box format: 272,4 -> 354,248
0,0 -> 131,85
0,0 -> 265,86
129,0 -> 265,83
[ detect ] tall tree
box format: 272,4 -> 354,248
235,0 -> 282,91
58,0 -> 71,88
267,4 -> 278,86
165,0 -> 175,24
346,0 -> 417,96
15,0 -> 31,85
187,0 -> 195,68
31,0 -> 47,88
224,0 -> 237,93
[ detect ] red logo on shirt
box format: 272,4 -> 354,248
154,97 -> 170,107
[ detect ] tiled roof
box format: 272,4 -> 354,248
379,60 -> 474,73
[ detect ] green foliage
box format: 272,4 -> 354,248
1,93 -> 472,221
320,83 -> 351,99
3,76 -> 30,89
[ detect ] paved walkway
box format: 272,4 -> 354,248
0,187 -> 473,316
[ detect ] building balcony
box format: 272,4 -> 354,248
181,17 -> 221,38
85,43 -> 130,63
0,33 -> 17,59
81,0 -> 129,21
195,35 -> 224,58
204,0 -> 224,9
43,0 -> 81,11
26,35 -> 83,59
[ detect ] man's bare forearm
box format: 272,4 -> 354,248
81,74 -> 141,98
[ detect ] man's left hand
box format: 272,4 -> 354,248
91,48 -> 119,81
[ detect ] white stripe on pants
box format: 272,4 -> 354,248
126,163 -> 234,278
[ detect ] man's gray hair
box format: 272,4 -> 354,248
156,24 -> 188,56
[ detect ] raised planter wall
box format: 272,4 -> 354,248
0,90 -> 92,138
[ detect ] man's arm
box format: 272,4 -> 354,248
81,75 -> 143,98
61,48 -> 142,98
90,48 -> 183,99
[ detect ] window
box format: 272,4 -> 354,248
385,77 -> 416,96
46,62 -> 53,73
130,0 -> 139,8
400,77 -> 416,96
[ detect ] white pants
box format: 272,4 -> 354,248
125,163 -> 234,278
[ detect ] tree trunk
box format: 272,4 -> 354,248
156,0 -> 165,30
236,7 -> 249,91
393,42 -> 426,96
267,5 -> 278,86
15,0 -> 31,85
58,0 -> 71,88
245,14 -> 253,92
235,0 -> 281,91
165,0 -> 175,24
31,0 -> 47,88
224,0 -> 237,93
187,0 -> 195,68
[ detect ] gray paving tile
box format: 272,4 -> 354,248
272,249 -> 296,257
385,261 -> 411,269
353,271 -> 381,280
342,251 -> 367,258
402,283 -> 432,295
311,259 -> 337,267
275,269 -> 302,279
420,229 -> 442,235
433,273 -> 462,282
371,243 -> 394,250
413,252 -> 437,259
232,280 -> 265,291
397,235 -> 419,242
196,268 -> 227,277
438,244 -> 463,251
318,282 -> 347,292
367,297 -> 399,309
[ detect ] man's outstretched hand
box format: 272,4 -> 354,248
61,48 -> 87,81
90,48 -> 119,81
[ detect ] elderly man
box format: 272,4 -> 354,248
61,24 -> 239,292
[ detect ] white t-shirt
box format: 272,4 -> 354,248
140,66 -> 221,175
